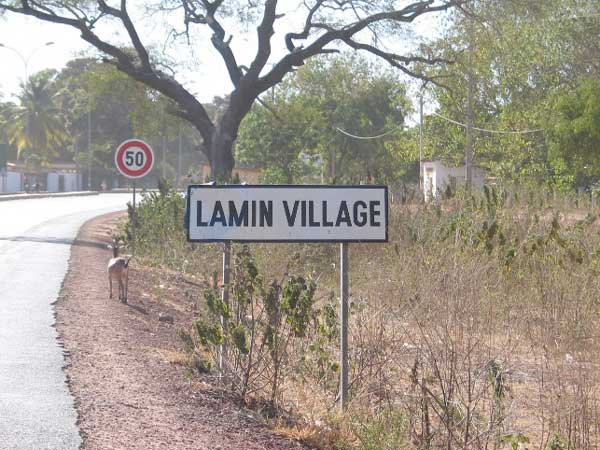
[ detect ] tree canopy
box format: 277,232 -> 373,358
6,70 -> 66,162
0,0 -> 461,179
237,54 -> 412,184
420,0 -> 600,189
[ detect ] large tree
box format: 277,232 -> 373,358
6,70 -> 66,161
238,55 -> 412,184
420,0 -> 600,187
0,0 -> 460,180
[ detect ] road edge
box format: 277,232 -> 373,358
0,191 -> 99,202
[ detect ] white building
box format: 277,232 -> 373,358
422,160 -> 486,201
0,169 -> 22,193
0,161 -> 81,193
46,163 -> 81,192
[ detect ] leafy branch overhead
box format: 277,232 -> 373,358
0,0 -> 460,178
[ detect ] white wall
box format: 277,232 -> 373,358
47,173 -> 58,192
6,172 -> 21,193
66,173 -> 79,191
423,161 -> 486,201
46,172 -> 80,192
423,162 -> 437,202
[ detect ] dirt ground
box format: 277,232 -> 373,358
56,212 -> 309,450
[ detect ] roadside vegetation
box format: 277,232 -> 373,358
1,0 -> 598,448
125,183 -> 600,450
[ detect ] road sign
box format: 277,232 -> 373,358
115,139 -> 154,179
186,185 -> 388,242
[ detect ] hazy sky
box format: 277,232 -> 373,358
0,3 -> 444,106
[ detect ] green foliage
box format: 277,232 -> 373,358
502,433 -> 530,450
347,409 -> 409,450
425,0 -> 600,188
547,78 -> 600,188
123,180 -> 187,268
184,244 -> 324,412
281,276 -> 316,337
194,319 -> 224,347
204,288 -> 230,319
6,70 -> 67,161
546,433 -> 567,450
237,54 -> 413,184
231,324 -> 250,355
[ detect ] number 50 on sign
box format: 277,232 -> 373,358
115,139 -> 155,179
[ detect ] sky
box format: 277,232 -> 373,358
0,2 -> 446,108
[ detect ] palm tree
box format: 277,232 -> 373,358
7,72 -> 66,161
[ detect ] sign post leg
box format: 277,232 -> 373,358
220,241 -> 231,377
340,242 -> 349,410
132,179 -> 136,256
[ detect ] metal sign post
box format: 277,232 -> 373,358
185,184 -> 388,410
220,241 -> 231,375
340,242 -> 349,409
114,138 -> 154,256
132,179 -> 136,256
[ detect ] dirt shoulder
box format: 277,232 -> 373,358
57,212 -> 308,450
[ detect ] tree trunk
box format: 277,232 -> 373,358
206,89 -> 255,182
209,127 -> 236,182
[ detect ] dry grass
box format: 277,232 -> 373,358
127,186 -> 600,450
147,347 -> 192,366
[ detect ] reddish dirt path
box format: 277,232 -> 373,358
56,212 -> 308,450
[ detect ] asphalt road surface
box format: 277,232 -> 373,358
0,194 -> 133,450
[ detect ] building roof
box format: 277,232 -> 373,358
7,161 -> 78,172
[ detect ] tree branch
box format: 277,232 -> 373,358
264,0 -> 461,93
184,0 -> 242,87
246,0 -> 279,79
285,0 -> 326,52
341,37 -> 453,89
2,1 -> 215,145
117,0 -> 153,72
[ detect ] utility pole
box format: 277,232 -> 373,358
74,140 -> 80,190
419,92 -> 424,193
87,98 -> 92,190
465,12 -> 474,192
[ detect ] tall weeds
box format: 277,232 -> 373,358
128,184 -> 600,449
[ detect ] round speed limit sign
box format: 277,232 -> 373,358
115,139 -> 155,179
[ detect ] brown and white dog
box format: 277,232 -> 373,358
107,243 -> 130,303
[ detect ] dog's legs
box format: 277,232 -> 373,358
119,278 -> 126,303
124,267 -> 129,303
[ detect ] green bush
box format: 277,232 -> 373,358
190,245 -> 336,415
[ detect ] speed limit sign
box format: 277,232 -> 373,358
115,139 -> 155,179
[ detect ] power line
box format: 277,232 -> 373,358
431,111 -> 543,135
334,109 -> 543,140
334,125 -> 405,140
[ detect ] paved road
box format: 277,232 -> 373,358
0,194 -> 133,450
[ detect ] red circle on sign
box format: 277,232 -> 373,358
115,139 -> 154,179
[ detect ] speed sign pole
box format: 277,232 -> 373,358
115,139 -> 155,255
132,179 -> 136,254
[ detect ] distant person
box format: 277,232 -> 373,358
101,180 -> 108,191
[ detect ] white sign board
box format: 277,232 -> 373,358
186,185 -> 388,242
